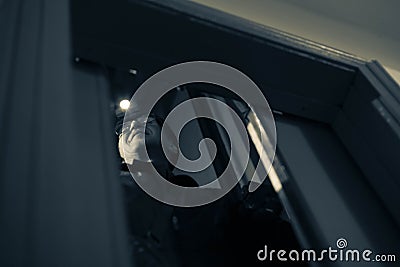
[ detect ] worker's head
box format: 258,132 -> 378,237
118,113 -> 178,178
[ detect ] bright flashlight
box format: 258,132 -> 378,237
119,99 -> 130,110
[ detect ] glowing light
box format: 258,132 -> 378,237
247,122 -> 282,192
119,99 -> 130,110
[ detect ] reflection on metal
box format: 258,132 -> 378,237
247,116 -> 282,193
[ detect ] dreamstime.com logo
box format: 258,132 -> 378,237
257,238 -> 397,263
122,61 -> 276,207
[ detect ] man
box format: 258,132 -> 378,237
117,113 -> 181,267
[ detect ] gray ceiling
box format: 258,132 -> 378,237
191,0 -> 400,81
284,0 -> 400,41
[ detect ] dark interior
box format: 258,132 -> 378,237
1,0 -> 399,266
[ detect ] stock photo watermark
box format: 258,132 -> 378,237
257,238 -> 397,263
122,61 -> 276,207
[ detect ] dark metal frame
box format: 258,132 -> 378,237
71,0 -> 400,255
